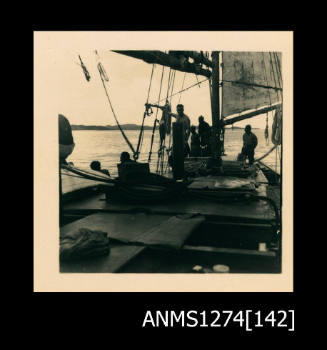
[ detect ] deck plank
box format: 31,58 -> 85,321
60,243 -> 145,273
63,192 -> 274,221
61,212 -> 169,242
60,212 -> 168,272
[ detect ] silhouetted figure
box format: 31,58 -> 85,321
59,114 -> 75,164
241,124 -> 258,166
120,151 -> 135,164
190,126 -> 201,157
90,161 -> 110,176
198,115 -> 211,156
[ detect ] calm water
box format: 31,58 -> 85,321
67,129 -> 281,177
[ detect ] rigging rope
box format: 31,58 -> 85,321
268,52 -> 281,101
154,77 -> 208,105
222,79 -> 282,91
148,66 -> 165,162
156,69 -> 173,173
274,53 -> 282,81
165,70 -> 176,173
194,73 -> 201,88
97,62 -> 109,81
166,68 -> 172,100
135,64 -> 155,160
62,172 -> 88,180
146,64 -> 155,102
265,115 -> 269,145
271,53 -> 282,174
273,52 -> 283,91
169,70 -> 176,101
62,164 -> 116,184
97,63 -> 136,156
262,53 -> 272,145
157,69 -> 176,175
158,70 -> 176,174
254,145 -> 278,162
178,73 -> 187,104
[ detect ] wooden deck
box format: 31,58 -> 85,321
63,182 -> 275,223
59,163 -> 280,273
60,212 -> 279,273
60,212 -> 166,272
60,243 -> 145,273
62,165 -> 277,233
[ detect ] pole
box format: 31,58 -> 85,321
210,51 -> 221,160
172,122 -> 184,179
223,104 -> 281,126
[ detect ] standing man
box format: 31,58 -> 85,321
145,103 -> 191,157
169,104 -> 191,143
146,103 -> 190,143
241,124 -> 258,166
198,115 -> 211,156
190,126 -> 201,157
169,104 -> 191,158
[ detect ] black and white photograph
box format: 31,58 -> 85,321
34,31 -> 293,292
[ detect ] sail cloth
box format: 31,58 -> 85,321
222,52 -> 282,118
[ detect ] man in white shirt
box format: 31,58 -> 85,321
169,104 -> 191,157
169,104 -> 190,138
146,103 -> 191,156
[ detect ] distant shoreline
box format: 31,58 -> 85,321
72,124 -> 156,131
72,124 -> 260,131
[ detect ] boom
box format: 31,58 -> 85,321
112,50 -> 212,78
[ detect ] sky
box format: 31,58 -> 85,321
44,49 -> 276,130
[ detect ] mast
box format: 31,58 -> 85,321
210,51 -> 221,159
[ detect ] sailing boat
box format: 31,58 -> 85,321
60,50 -> 283,274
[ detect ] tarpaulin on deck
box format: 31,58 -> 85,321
61,212 -> 205,251
130,214 -> 205,250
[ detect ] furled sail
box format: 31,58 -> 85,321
222,52 -> 282,118
112,50 -> 212,78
